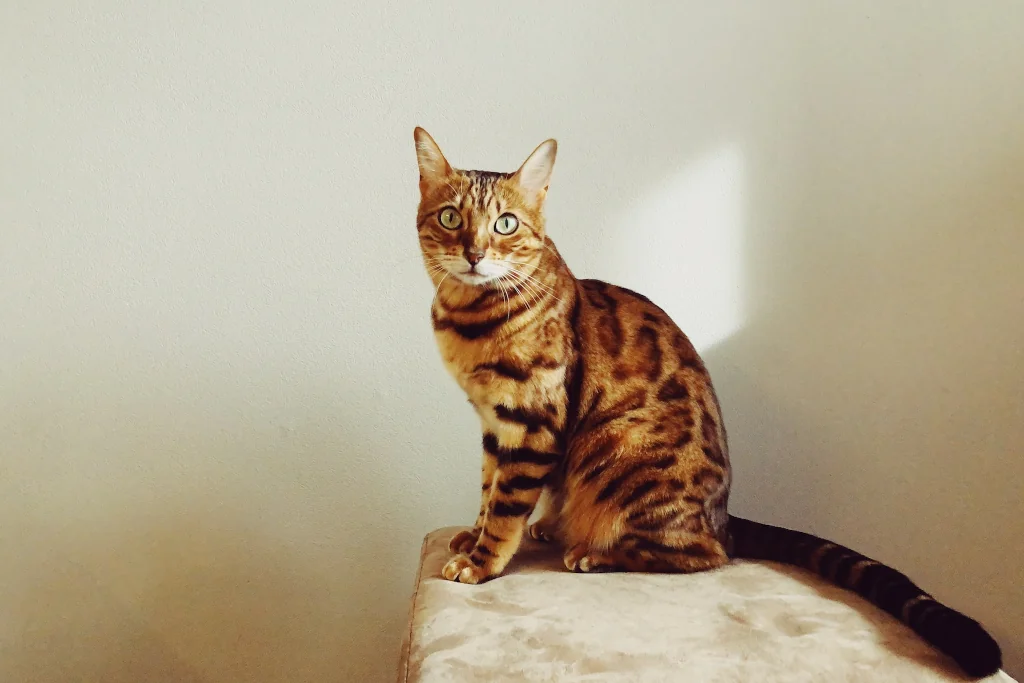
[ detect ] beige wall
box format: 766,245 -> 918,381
2,2 -> 1021,681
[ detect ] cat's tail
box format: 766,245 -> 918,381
727,515 -> 1001,679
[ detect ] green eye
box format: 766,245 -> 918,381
494,213 -> 519,235
438,207 -> 462,230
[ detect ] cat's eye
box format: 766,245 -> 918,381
438,207 -> 462,230
494,213 -> 519,235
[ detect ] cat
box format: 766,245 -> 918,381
412,127 -> 1001,678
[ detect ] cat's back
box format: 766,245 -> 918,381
573,278 -> 711,389
568,276 -> 727,480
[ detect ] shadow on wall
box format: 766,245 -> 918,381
580,10 -> 1024,676
0,385 -> 410,683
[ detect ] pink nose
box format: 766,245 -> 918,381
466,249 -> 485,266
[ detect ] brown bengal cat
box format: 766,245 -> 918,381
412,127 -> 1001,678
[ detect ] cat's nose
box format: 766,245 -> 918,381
465,249 -> 485,266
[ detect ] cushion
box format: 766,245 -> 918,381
397,527 -> 1014,683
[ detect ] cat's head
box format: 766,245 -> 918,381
414,127 -> 557,288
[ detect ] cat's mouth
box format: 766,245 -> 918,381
457,272 -> 494,285
450,261 -> 506,286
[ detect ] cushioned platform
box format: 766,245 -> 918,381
398,527 -> 1014,683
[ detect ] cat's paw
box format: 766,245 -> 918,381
563,544 -> 588,572
528,521 -> 556,543
563,545 -> 615,573
448,528 -> 480,554
442,553 -> 496,584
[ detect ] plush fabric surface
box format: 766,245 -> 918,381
398,527 -> 1014,683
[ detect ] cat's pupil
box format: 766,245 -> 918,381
495,214 -> 517,235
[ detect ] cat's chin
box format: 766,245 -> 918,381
453,272 -> 497,287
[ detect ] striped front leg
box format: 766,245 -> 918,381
442,431 -> 560,584
448,450 -> 498,554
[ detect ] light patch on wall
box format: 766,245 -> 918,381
605,144 -> 746,351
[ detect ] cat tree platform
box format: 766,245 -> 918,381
397,527 -> 1013,683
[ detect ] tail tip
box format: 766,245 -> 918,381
934,614 -> 1002,678
954,634 -> 1002,679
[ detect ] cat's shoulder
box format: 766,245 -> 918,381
577,278 -> 673,318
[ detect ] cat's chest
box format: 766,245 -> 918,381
436,332 -> 511,392
435,329 -> 564,408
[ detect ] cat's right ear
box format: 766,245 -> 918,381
414,127 -> 452,186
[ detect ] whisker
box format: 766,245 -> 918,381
509,270 -> 559,315
503,259 -> 556,285
515,273 -> 557,296
503,276 -> 514,322
521,279 -> 546,311
506,270 -> 543,314
494,272 -> 511,322
506,266 -> 562,303
523,279 -> 545,313
506,274 -> 533,317
431,270 -> 450,307
520,274 -> 560,299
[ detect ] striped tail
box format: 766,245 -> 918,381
727,515 -> 1002,678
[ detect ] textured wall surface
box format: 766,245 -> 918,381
2,2 -> 1022,681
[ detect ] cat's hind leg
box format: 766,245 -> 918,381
527,487 -> 563,542
563,531 -> 728,573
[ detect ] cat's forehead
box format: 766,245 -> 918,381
453,169 -> 517,209
462,169 -> 508,182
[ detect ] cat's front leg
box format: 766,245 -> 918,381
448,449 -> 498,553
442,431 -> 559,584
441,468 -> 547,584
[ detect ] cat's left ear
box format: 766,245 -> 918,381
414,127 -> 452,185
512,139 -> 557,202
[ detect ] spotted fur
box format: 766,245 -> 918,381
412,128 -> 1001,678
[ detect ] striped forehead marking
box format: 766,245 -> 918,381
458,170 -> 508,213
